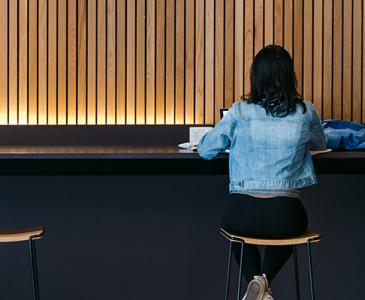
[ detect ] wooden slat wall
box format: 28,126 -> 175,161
0,0 -> 364,125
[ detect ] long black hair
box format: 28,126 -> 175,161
243,45 -> 306,117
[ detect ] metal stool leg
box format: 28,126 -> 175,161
307,241 -> 315,300
293,246 -> 301,300
29,237 -> 40,300
236,242 -> 244,300
224,241 -> 233,300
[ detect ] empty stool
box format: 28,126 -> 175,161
0,227 -> 44,300
220,228 -> 320,300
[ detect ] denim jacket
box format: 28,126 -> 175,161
198,100 -> 327,193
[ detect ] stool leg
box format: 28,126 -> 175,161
236,242 -> 244,300
307,241 -> 315,300
293,246 -> 301,300
224,241 -> 233,300
29,237 -> 40,300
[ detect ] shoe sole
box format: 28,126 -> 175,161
243,281 -> 264,300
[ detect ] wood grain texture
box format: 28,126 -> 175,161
165,0 -> 174,124
185,0 -> 194,124
333,0 -> 342,119
303,0 -> 312,101
293,0 -> 303,95
323,0 -> 333,120
234,0 -> 244,101
313,0 -> 323,116
106,0 -> 116,124
9,0 -> 17,124
264,0 -> 274,45
97,0 -> 106,124
225,0 -> 234,107
244,0 -> 254,97
343,0 -> 352,120
19,0 -> 28,124
58,0 -> 67,124
155,0 -> 164,124
68,0 -> 77,124
0,0 -> 364,125
175,0 -> 184,124
136,0 -> 145,124
146,0 -> 155,124
274,0 -> 283,45
116,0 -> 126,124
0,0 -> 7,124
77,0 -> 87,124
195,0 -> 204,124
214,0 -> 224,122
205,0 -> 214,124
352,0 -> 362,123
48,0 -> 57,124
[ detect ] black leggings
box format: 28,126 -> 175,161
221,194 -> 308,283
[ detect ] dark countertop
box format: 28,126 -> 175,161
0,145 -> 363,175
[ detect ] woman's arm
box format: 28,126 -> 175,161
197,105 -> 237,160
309,104 -> 327,150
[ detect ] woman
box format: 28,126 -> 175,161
197,45 -> 327,300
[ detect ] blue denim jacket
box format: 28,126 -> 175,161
198,100 -> 327,193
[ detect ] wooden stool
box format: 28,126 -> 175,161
220,228 -> 320,300
0,227 -> 44,300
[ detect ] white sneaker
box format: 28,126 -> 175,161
242,274 -> 274,300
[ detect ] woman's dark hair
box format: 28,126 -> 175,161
243,45 -> 306,117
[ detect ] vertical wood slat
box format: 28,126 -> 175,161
234,0 -> 244,101
264,0 -> 274,45
9,0 -> 17,124
284,0 -> 293,56
38,0 -> 47,124
175,0 -> 184,124
0,0 -> 7,124
165,0 -> 174,124
19,0 -> 28,124
225,0 -> 234,108
333,0 -> 342,119
323,0 -> 333,120
87,0 -> 96,124
255,0 -> 264,55
205,0 -> 214,124
116,0 -> 126,124
48,0 -> 57,124
244,0 -> 254,97
195,0 -> 204,124
136,0 -> 145,124
274,0 -> 283,46
97,0 -> 106,124
146,0 -> 155,124
303,0 -> 312,101
77,0 -> 87,124
293,0 -> 303,95
106,0 -> 115,124
214,0 -> 224,122
352,0 -> 362,123
185,0 -> 194,124
313,0 -> 323,115
68,0 -> 77,124
343,0 -> 352,120
155,0 -> 164,124
58,0 -> 67,124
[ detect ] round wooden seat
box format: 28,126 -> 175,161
220,228 -> 320,246
0,227 -> 44,243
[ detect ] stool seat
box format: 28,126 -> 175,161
0,227 -> 44,243
220,228 -> 320,246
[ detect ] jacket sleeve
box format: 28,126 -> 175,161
309,104 -> 327,150
197,105 -> 237,160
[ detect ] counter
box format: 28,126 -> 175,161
0,145 -> 363,175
